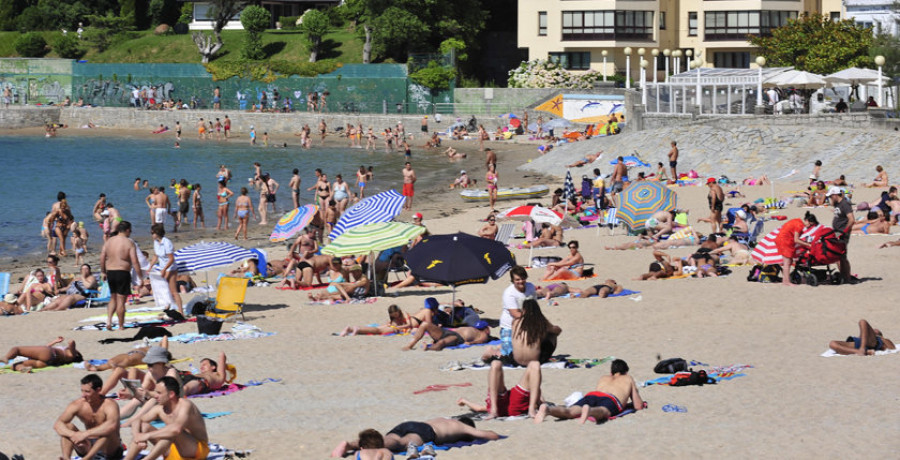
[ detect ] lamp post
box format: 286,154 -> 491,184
624,47 -> 632,89
640,59 -> 648,105
652,49 -> 659,84
663,49 -> 670,82
673,50 -> 681,75
875,55 -> 885,107
685,49 -> 693,75
755,56 -> 766,107
637,48 -> 646,93
694,59 -> 703,111
601,50 -> 608,82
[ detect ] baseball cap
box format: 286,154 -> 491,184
707,177 -> 716,184
413,212 -> 423,220
474,320 -> 489,330
142,346 -> 169,365
826,187 -> 842,197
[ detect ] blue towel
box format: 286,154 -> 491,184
150,411 -> 231,428
398,436 -> 507,456
444,339 -> 501,350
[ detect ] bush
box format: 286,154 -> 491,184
508,59 -> 603,89
53,34 -> 85,59
178,2 -> 193,25
240,5 -> 271,60
409,61 -> 456,90
279,15 -> 300,30
14,32 -> 48,57
205,59 -> 341,82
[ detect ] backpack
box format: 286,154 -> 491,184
654,358 -> 687,374
747,264 -> 781,283
669,370 -> 716,386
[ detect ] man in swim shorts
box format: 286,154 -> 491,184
457,359 -> 543,419
100,221 -> 142,331
331,417 -> 500,457
535,359 -> 644,424
124,376 -> 210,460
706,178 -> 725,233
55,374 -> 123,460
402,321 -> 490,351
668,140 -> 679,180
402,162 -> 416,210
828,319 -> 896,356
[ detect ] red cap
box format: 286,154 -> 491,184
413,212 -> 423,219
707,178 -> 716,184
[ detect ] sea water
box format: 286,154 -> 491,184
0,134 -> 449,262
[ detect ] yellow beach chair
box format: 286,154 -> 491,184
207,277 -> 247,321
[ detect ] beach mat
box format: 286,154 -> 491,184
397,436 -> 507,457
641,364 -> 753,386
188,378 -> 282,399
821,346 -> 899,357
148,330 -> 276,345
307,297 -> 379,306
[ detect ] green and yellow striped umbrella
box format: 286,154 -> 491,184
322,222 -> 426,256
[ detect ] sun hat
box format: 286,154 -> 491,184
474,320 -> 489,330
460,170 -> 466,175
142,346 -> 169,365
3,294 -> 16,303
826,186 -> 842,197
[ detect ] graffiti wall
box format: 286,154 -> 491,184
535,93 -> 626,124
0,59 -> 73,105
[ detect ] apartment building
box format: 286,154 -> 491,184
844,0 -> 900,36
518,0 -> 843,77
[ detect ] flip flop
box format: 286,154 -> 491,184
662,404 -> 687,413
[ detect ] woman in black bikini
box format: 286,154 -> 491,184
3,336 -> 83,372
570,279 -> 624,298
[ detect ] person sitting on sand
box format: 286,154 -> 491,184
828,319 -> 896,355
54,374 -> 123,460
567,152 -> 602,168
402,321 -> 490,351
534,359 -> 644,424
456,359 -> 543,419
450,169 -> 471,189
309,268 -> 370,301
542,240 -> 584,280
3,336 -> 83,372
832,175 -> 848,186
646,211 -> 679,240
710,236 -> 753,265
478,214 -> 499,239
807,181 -> 828,207
865,165 -> 889,188
332,417 -> 499,458
339,304 -> 415,336
529,223 -> 563,248
123,376 -> 210,460
42,263 -> 99,311
1,268 -> 58,314
852,211 -> 891,235
634,251 -> 677,280
280,254 -> 331,289
569,280 -> 624,298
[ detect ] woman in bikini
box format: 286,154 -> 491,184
54,199 -> 74,257
3,336 -> 83,372
42,263 -> 98,311
486,163 -> 499,212
570,280 -> 624,298
216,180 -> 233,231
338,304 -> 414,336
1,268 -> 57,314
234,187 -> 256,240
192,183 -> 204,229
542,240 -> 585,281
309,269 -> 370,301
315,173 -> 331,221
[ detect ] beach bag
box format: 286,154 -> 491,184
670,370 -> 716,386
688,170 -> 699,179
654,358 -> 687,374
747,264 -> 781,283
530,256 -> 562,268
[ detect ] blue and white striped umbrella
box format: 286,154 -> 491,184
173,241 -> 256,273
328,189 -> 406,240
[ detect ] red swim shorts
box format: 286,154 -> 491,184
403,183 -> 414,197
486,384 -> 530,417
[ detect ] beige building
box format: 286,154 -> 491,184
518,0 -> 844,79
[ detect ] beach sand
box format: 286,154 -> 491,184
2,133 -> 900,458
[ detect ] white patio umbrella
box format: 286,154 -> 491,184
824,67 -> 890,86
764,70 -> 827,89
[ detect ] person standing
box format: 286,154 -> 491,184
827,187 -> 855,284
100,221 -> 142,331
234,187 -> 256,240
319,118 -> 327,144
668,140 -> 679,180
150,224 -> 182,315
420,115 -> 428,134
776,213 -> 815,286
705,178 -> 725,234
212,86 -> 221,110
496,266 -> 535,359
610,157 -> 627,208
402,162 -> 416,210
176,179 -> 190,232
223,115 -> 231,139
192,183 -> 204,229
289,168 -> 302,209
486,163 -> 499,212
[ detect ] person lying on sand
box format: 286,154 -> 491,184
331,417 -> 499,458
536,282 -> 570,300
568,280 -> 624,298
851,211 -> 891,235
308,270 -> 370,301
828,319 -> 896,356
710,236 -> 752,265
534,359 -> 644,424
3,336 -> 83,372
402,321 -> 490,351
339,304 -> 415,336
54,374 -> 123,460
567,152 -> 602,168
634,251 -> 677,280
529,223 -> 563,248
88,337 -> 169,373
456,359 -> 543,419
880,239 -> 900,248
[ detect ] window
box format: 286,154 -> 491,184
539,12 -> 547,36
561,10 -> 653,40
829,12 -> 841,22
660,11 -> 666,30
713,51 -> 750,68
549,52 -> 591,70
704,10 -> 797,40
688,12 -> 697,36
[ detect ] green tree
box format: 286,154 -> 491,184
409,60 -> 456,90
14,32 -> 48,57
870,33 -> 900,78
191,0 -> 248,63
439,38 -> 467,64
53,33 -> 85,59
83,12 -> 135,51
749,13 -> 874,75
370,6 -> 429,62
148,0 -> 179,26
300,9 -> 329,62
240,5 -> 270,60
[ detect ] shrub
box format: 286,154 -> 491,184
279,15 -> 300,30
205,59 -> 341,82
240,5 -> 271,60
14,32 -> 48,57
177,2 -> 193,25
53,34 -> 84,59
507,59 -> 603,89
410,61 -> 456,90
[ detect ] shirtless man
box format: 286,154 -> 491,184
402,162 -> 416,210
456,359 -> 543,419
331,417 -> 499,457
484,148 -> 497,168
402,321 -> 490,351
124,376 -> 210,460
705,178 -> 725,234
176,180 -> 191,231
534,359 -> 644,424
282,253 -> 331,288
54,374 -> 123,460
647,210 -> 677,240
610,157 -> 627,208
100,221 -> 142,331
668,141 -> 679,180
153,186 -> 170,226
92,193 -> 107,222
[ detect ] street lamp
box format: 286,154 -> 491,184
637,48 -> 646,93
663,48 -> 671,82
694,59 -> 703,110
685,49 -> 693,74
875,55 -> 885,107
640,59 -> 648,105
673,50 -> 682,76
755,56 -> 766,107
624,47 -> 632,89
601,50 -> 608,82
651,49 -> 659,85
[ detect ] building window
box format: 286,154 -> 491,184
549,52 -> 591,70
704,10 -> 797,41
829,12 -> 840,22
688,12 -> 697,36
539,12 -> 547,36
713,51 -> 750,68
660,11 -> 666,30
561,10 -> 654,40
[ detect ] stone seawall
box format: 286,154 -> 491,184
0,106 -> 60,129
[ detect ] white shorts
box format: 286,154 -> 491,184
154,208 -> 167,224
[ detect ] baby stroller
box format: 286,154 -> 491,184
790,226 -> 846,286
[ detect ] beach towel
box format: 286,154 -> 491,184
543,273 -> 597,282
73,442 -> 251,460
441,356 -> 614,371
821,346 -> 899,357
444,339 -> 501,350
641,364 -> 752,386
148,330 -> 276,345
398,437 -> 506,457
188,378 -> 282,398
276,283 -> 328,291
307,297 -> 379,306
554,289 -> 641,300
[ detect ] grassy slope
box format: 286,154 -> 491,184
0,27 -> 364,64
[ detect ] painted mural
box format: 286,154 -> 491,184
535,93 -> 626,124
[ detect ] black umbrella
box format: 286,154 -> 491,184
405,232 -> 516,303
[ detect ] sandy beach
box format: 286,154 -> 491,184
2,130 -> 900,458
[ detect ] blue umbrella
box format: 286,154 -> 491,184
174,241 -> 256,273
328,189 -> 406,241
544,118 -> 572,130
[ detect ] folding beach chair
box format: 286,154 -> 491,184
734,219 -> 765,247
495,223 -> 516,246
598,208 -> 621,236
83,281 -> 110,308
206,276 -> 247,321
0,272 -> 9,297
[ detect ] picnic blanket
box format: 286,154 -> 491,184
189,378 -> 282,398
821,346 -> 900,357
74,442 -> 251,460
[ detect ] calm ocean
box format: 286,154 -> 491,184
0,133 -> 451,263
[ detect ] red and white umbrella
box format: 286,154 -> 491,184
751,224 -> 822,265
497,205 -> 563,225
